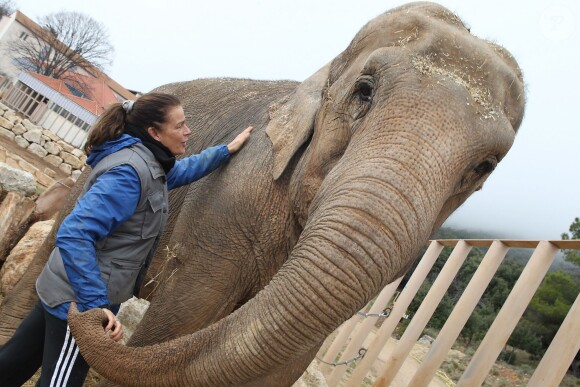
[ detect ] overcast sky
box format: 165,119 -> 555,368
13,0 -> 580,240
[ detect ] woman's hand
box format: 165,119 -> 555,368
227,126 -> 253,154
102,308 -> 124,342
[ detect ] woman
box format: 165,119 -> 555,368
0,92 -> 252,386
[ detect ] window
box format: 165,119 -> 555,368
64,82 -> 88,99
19,32 -> 29,41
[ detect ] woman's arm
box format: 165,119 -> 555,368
167,126 -> 252,189
166,145 -> 230,189
56,165 -> 140,312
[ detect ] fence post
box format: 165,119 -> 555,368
409,240 -> 509,386
372,240 -> 472,387
318,315 -> 361,375
527,294 -> 580,387
325,277 -> 403,385
344,240 -> 444,387
457,241 -> 558,386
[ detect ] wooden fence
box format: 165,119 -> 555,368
317,239 -> 580,386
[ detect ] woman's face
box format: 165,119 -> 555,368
150,105 -> 191,155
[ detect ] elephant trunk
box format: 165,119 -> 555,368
69,142 -> 448,386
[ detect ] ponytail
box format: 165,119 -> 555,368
84,103 -> 126,154
84,92 -> 181,154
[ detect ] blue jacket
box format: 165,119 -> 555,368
44,134 -> 230,320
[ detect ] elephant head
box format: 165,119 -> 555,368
68,3 -> 525,385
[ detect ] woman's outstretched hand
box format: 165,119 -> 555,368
227,126 -> 253,154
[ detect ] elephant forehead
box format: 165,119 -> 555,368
411,53 -> 499,120
361,4 -> 525,129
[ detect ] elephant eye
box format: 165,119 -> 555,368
356,80 -> 374,103
350,76 -> 375,121
459,156 -> 498,192
474,158 -> 497,176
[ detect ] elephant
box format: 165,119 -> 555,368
3,2 -> 526,386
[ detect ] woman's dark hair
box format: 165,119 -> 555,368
84,92 -> 181,154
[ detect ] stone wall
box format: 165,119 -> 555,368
0,101 -> 86,185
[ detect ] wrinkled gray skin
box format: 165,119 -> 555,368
6,3 -> 527,386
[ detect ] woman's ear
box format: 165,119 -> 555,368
266,63 -> 330,180
147,126 -> 160,141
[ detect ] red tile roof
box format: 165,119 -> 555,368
14,11 -> 136,100
27,71 -> 118,115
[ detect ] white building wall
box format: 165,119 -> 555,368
0,14 -> 38,80
36,110 -> 88,148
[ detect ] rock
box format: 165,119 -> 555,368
42,129 -> 61,142
23,128 -> 43,144
16,159 -> 37,175
12,123 -> 27,135
59,163 -> 72,175
60,152 -> 83,169
27,143 -> 48,158
34,170 -> 56,188
33,177 -> 74,221
0,101 -> 8,111
3,110 -> 18,123
0,116 -> 14,130
71,169 -> 83,181
0,220 -> 54,294
14,135 -> 29,148
45,154 -> 63,167
0,162 -> 37,197
419,335 -> 435,345
0,191 -> 36,261
4,157 -> 19,169
71,148 -> 84,158
293,362 -> 328,387
22,119 -> 41,132
43,167 -> 58,178
0,127 -> 15,140
57,140 -> 75,153
44,141 -> 62,155
116,297 -> 150,343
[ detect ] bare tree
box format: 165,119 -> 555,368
8,11 -> 114,82
0,0 -> 15,19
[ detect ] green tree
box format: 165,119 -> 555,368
502,320 -> 543,363
561,217 -> 580,266
461,304 -> 495,349
526,270 -> 579,348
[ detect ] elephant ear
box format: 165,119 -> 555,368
266,63 -> 330,180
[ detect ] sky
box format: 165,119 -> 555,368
12,0 -> 580,240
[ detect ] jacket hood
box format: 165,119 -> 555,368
86,134 -> 141,168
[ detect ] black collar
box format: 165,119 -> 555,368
124,124 -> 175,174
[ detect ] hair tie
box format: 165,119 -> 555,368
122,100 -> 135,114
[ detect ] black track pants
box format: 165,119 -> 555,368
0,302 -> 89,387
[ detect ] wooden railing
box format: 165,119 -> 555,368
317,239 -> 580,386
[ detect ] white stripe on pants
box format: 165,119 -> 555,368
50,325 -> 80,387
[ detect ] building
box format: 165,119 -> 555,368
0,11 -> 135,147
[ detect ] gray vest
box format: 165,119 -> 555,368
36,143 -> 169,307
